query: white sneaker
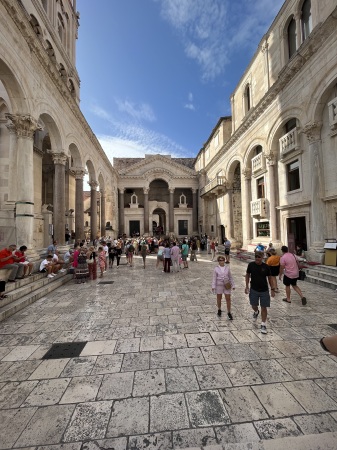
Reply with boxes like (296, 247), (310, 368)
(59, 269), (66, 273)
(47, 274), (54, 279)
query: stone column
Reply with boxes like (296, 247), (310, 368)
(169, 188), (174, 233)
(266, 155), (278, 241)
(100, 189), (106, 238)
(89, 180), (99, 242)
(50, 151), (67, 245)
(295, 13), (301, 49)
(119, 188), (125, 236)
(5, 114), (41, 249)
(143, 187), (149, 235)
(73, 168), (85, 241)
(5, 123), (18, 202)
(226, 183), (234, 239)
(192, 189), (198, 233)
(242, 169), (252, 244)
(42, 204), (53, 247)
(302, 122), (325, 250)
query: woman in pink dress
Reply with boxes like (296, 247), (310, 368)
(212, 255), (235, 319)
(98, 246), (106, 278)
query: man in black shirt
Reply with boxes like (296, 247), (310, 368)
(245, 251), (275, 334)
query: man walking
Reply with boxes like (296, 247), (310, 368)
(279, 245), (307, 305)
(224, 237), (231, 263)
(245, 251), (275, 334)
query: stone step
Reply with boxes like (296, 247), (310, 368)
(305, 273), (337, 290)
(0, 273), (73, 322)
(306, 264), (337, 275)
(306, 267), (337, 280)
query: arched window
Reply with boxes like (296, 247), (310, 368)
(68, 79), (76, 97)
(46, 40), (56, 63)
(284, 118), (297, 133)
(30, 15), (42, 37)
(58, 13), (65, 44)
(287, 17), (297, 58)
(59, 63), (67, 78)
(244, 84), (251, 113)
(255, 145), (262, 155)
(301, 0), (312, 41)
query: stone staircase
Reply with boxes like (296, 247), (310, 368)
(0, 271), (73, 322)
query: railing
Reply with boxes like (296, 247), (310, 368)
(279, 128), (299, 157)
(251, 153), (265, 173)
(250, 198), (268, 217)
(200, 176), (227, 196)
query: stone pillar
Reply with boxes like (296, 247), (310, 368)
(119, 188), (125, 236)
(169, 188), (174, 233)
(302, 122), (325, 250)
(242, 169), (252, 244)
(192, 189), (198, 233)
(100, 189), (106, 238)
(203, 197), (208, 235)
(266, 155), (278, 242)
(226, 184), (234, 239)
(5, 123), (18, 202)
(5, 114), (41, 249)
(50, 151), (67, 245)
(42, 204), (53, 247)
(143, 187), (149, 235)
(89, 180), (99, 242)
(295, 13), (301, 49)
(73, 168), (85, 241)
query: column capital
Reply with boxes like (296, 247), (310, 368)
(143, 187), (149, 195)
(301, 122), (322, 143)
(169, 188), (175, 194)
(72, 167), (86, 179)
(266, 153), (276, 166)
(242, 168), (251, 179)
(261, 41), (269, 54)
(100, 189), (106, 196)
(5, 113), (42, 139)
(89, 180), (99, 190)
(192, 189), (198, 194)
(49, 151), (68, 165)
(119, 188), (125, 194)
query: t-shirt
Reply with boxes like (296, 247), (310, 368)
(181, 244), (189, 255)
(280, 252), (299, 279)
(246, 261), (271, 292)
(224, 240), (231, 249)
(266, 255), (280, 267)
(0, 248), (15, 268)
(40, 259), (51, 271)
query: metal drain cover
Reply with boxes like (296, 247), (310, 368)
(42, 342), (87, 359)
(97, 281), (114, 285)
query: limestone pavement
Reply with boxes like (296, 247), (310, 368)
(0, 252), (337, 450)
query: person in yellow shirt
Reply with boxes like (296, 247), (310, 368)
(266, 248), (281, 292)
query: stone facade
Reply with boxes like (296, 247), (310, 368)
(196, 0), (337, 260)
(0, 0), (118, 252)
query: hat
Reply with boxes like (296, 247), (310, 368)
(255, 251), (264, 258)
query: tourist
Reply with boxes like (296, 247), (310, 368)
(163, 243), (171, 273)
(47, 240), (57, 254)
(102, 241), (109, 271)
(40, 254), (59, 278)
(0, 280), (7, 300)
(0, 244), (24, 281)
(14, 245), (33, 277)
(279, 245), (306, 305)
(86, 246), (97, 280)
(97, 246), (106, 278)
(212, 255), (235, 319)
(266, 248), (281, 292)
(156, 241), (165, 269)
(75, 247), (89, 283)
(170, 241), (180, 273)
(223, 237), (231, 263)
(245, 250), (275, 334)
(210, 239), (216, 261)
(181, 239), (189, 268)
(115, 241), (122, 268)
(190, 239), (198, 262)
(140, 240), (148, 269)
(320, 334), (337, 357)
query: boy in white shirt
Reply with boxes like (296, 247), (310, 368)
(40, 255), (59, 278)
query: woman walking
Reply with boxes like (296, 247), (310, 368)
(86, 246), (97, 280)
(266, 248), (280, 292)
(212, 255), (235, 319)
(97, 246), (106, 278)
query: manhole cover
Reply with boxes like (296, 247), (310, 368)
(42, 342), (87, 359)
(97, 281), (114, 285)
(328, 324), (337, 330)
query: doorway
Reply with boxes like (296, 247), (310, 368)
(129, 220), (140, 237)
(287, 217), (307, 253)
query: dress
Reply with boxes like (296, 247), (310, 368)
(75, 253), (89, 283)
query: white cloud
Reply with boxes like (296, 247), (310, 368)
(155, 0), (285, 80)
(184, 92), (195, 111)
(115, 99), (156, 122)
(90, 105), (191, 161)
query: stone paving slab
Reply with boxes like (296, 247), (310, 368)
(0, 253), (337, 449)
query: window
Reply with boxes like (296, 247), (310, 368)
(285, 118), (297, 133)
(244, 84), (251, 113)
(211, 225), (214, 232)
(301, 0), (312, 42)
(287, 17), (297, 58)
(257, 177), (265, 199)
(255, 145), (262, 155)
(214, 131), (219, 148)
(287, 159), (300, 191)
(58, 13), (65, 44)
(257, 222), (270, 237)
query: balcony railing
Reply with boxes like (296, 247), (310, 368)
(328, 96), (337, 135)
(250, 198), (268, 217)
(251, 153), (265, 174)
(200, 176), (227, 197)
(279, 128), (299, 157)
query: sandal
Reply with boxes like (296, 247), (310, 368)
(282, 298), (291, 303)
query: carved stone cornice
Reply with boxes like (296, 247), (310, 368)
(300, 122), (322, 143)
(5, 113), (41, 139)
(33, 145), (44, 157)
(49, 151), (68, 165)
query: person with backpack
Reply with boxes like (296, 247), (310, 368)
(127, 241), (135, 267)
(140, 240), (148, 269)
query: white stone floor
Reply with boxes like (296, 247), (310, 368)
(0, 252), (337, 450)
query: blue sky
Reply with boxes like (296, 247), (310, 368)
(77, 0), (285, 162)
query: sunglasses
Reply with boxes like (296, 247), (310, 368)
(255, 255), (262, 258)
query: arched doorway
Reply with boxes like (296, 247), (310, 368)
(152, 207), (166, 236)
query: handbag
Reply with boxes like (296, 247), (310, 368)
(224, 281), (232, 290)
(298, 270), (306, 281)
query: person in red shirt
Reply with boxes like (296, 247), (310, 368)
(14, 245), (33, 277)
(0, 244), (24, 281)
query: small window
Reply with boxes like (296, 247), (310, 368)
(301, 0), (312, 42)
(287, 159), (300, 191)
(257, 177), (265, 199)
(211, 225), (214, 232)
(244, 84), (251, 113)
(285, 118), (297, 133)
(288, 18), (297, 58)
(255, 145), (262, 155)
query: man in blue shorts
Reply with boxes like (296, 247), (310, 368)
(245, 251), (275, 334)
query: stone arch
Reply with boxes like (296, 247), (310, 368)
(310, 71), (337, 125)
(68, 142), (82, 168)
(38, 112), (63, 151)
(0, 57), (30, 113)
(145, 169), (173, 186)
(267, 108), (303, 159)
(86, 159), (97, 183)
(243, 139), (266, 170)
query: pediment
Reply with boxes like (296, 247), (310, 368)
(117, 155), (196, 178)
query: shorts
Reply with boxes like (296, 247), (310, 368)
(224, 249), (230, 255)
(269, 266), (280, 276)
(283, 274), (297, 286)
(157, 255), (163, 261)
(249, 288), (270, 308)
(181, 254), (188, 261)
(40, 269), (46, 273)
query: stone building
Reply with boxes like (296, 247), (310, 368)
(196, 0), (337, 261)
(114, 155), (198, 237)
(0, 0), (118, 253)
